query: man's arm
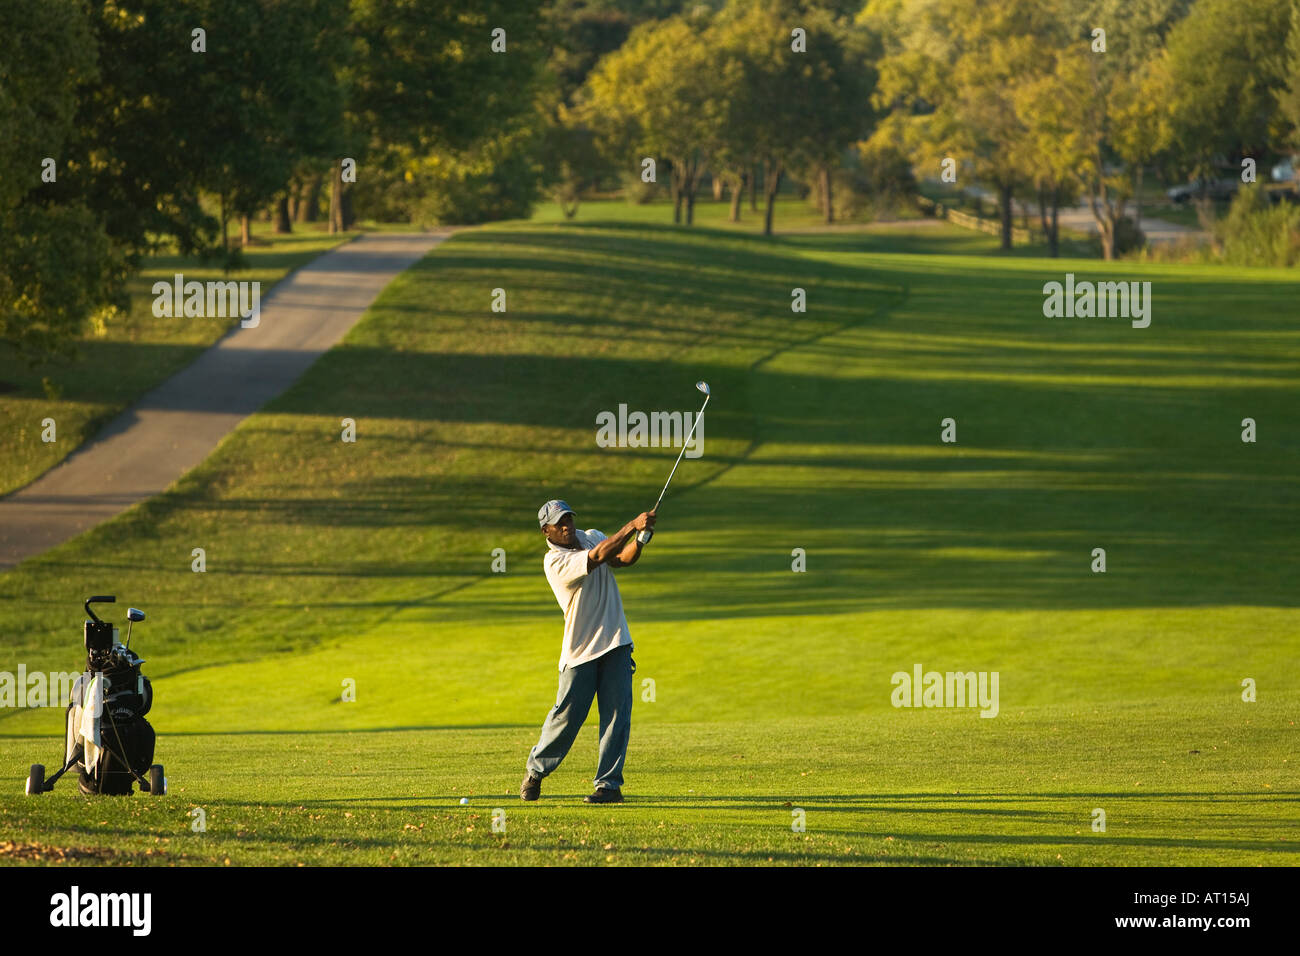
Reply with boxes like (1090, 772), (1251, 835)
(607, 532), (644, 568)
(587, 511), (655, 572)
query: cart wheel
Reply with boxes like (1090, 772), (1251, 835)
(25, 764), (45, 795)
(149, 764), (166, 796)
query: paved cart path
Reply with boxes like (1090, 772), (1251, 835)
(0, 231), (451, 571)
(965, 186), (1204, 244)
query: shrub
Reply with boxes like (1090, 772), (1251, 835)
(1215, 185), (1300, 267)
(1114, 216), (1146, 255)
(1087, 216), (1146, 259)
(409, 127), (543, 226)
(351, 125), (543, 227)
(620, 168), (661, 205)
(803, 142), (919, 221)
(852, 141), (919, 218)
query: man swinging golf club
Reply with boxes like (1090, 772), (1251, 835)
(521, 382), (710, 804)
(520, 501), (655, 804)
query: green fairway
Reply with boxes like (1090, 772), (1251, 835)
(530, 194), (925, 232)
(2, 214), (1297, 865)
(2, 704), (1292, 866)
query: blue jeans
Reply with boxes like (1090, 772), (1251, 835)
(526, 643), (635, 791)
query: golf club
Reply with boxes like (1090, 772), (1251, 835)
(125, 607), (145, 650)
(636, 381), (710, 545)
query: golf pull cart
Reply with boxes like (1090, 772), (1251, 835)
(25, 596), (166, 797)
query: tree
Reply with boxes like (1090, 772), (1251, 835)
(239, 0), (349, 243)
(1164, 0), (1293, 181)
(344, 0), (550, 229)
(1014, 54), (1087, 257)
(536, 1), (636, 217)
(1072, 52), (1134, 260)
(540, 101), (606, 219)
(865, 0), (1064, 250)
(713, 0), (874, 235)
(582, 11), (723, 225)
(161, 0), (348, 253)
(1108, 56), (1175, 235)
(945, 0), (1069, 250)
(789, 8), (878, 224)
(1, 0), (125, 362)
(1275, 0), (1300, 160)
(858, 0), (959, 210)
(42, 0), (226, 266)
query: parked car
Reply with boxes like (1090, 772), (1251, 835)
(1266, 183), (1298, 205)
(1166, 177), (1239, 203)
(1271, 158), (1296, 183)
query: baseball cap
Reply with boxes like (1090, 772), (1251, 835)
(537, 499), (574, 528)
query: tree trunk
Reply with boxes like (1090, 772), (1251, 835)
(1037, 184), (1061, 258)
(998, 183), (1013, 250)
(219, 193), (229, 257)
(685, 159), (698, 225)
(240, 214), (252, 246)
(750, 161), (759, 211)
(821, 165), (833, 224)
(329, 164), (342, 233)
(1133, 164), (1143, 235)
(300, 174), (322, 222)
(1084, 145), (1125, 261)
(1038, 184), (1051, 255)
(1050, 189), (1059, 258)
(274, 197), (292, 234)
(763, 162), (783, 236)
(288, 184), (300, 223)
(341, 184), (355, 231)
(672, 175), (682, 224)
(729, 172), (744, 222)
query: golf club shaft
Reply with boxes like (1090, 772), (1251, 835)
(642, 393), (709, 534)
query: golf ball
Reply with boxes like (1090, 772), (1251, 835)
(460, 797), (469, 805)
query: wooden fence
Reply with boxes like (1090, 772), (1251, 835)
(916, 195), (1032, 244)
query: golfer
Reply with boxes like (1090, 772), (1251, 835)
(520, 499), (656, 804)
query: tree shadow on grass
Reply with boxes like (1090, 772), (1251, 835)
(3, 220), (1298, 649)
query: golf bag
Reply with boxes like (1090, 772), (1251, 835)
(26, 595), (164, 797)
(66, 647), (156, 795)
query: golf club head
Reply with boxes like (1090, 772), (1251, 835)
(696, 381), (710, 396)
(127, 608), (145, 623)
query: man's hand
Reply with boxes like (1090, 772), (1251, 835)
(588, 510), (656, 571)
(612, 510), (656, 567)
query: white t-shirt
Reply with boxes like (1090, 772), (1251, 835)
(544, 528), (632, 671)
